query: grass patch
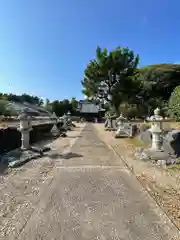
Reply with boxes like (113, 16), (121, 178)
(167, 164), (180, 170)
(127, 138), (147, 147)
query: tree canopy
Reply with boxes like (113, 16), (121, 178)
(82, 45), (180, 117)
(81, 46), (139, 113)
(1, 47), (180, 119)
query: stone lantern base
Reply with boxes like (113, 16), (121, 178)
(134, 147), (170, 166)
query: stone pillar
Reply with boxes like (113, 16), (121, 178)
(18, 111), (32, 150)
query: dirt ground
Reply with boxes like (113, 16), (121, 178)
(94, 123), (180, 230)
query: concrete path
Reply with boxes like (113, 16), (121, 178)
(4, 124), (179, 239)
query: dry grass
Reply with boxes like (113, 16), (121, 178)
(167, 164), (180, 171)
(127, 138), (147, 147)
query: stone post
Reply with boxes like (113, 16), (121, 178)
(18, 111), (32, 150)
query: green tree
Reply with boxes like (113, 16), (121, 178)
(44, 98), (52, 111)
(81, 45), (139, 113)
(51, 100), (60, 115)
(137, 64), (180, 105)
(168, 85), (180, 119)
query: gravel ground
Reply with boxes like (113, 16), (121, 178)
(0, 123), (85, 239)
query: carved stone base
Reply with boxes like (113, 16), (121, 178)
(134, 147), (170, 166)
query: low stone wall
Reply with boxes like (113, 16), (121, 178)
(0, 127), (21, 154)
(0, 122), (56, 155)
(0, 111), (74, 156)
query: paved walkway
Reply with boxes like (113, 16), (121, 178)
(1, 124), (178, 239)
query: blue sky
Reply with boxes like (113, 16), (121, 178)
(0, 0), (179, 101)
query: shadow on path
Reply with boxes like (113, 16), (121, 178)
(49, 152), (83, 160)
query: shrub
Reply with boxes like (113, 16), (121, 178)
(168, 85), (180, 120)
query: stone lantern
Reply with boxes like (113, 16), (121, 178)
(18, 110), (32, 150)
(149, 124), (163, 151)
(149, 107), (163, 128)
(115, 113), (127, 137)
(67, 111), (72, 125)
(148, 107), (163, 152)
(105, 112), (112, 130)
(135, 107), (168, 164)
(52, 112), (57, 125)
(117, 113), (126, 128)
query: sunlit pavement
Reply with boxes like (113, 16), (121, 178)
(12, 124), (178, 239)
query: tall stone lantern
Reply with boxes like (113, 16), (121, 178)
(115, 113), (127, 137)
(148, 107), (163, 152)
(18, 110), (32, 150)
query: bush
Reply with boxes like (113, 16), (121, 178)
(168, 85), (180, 120)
